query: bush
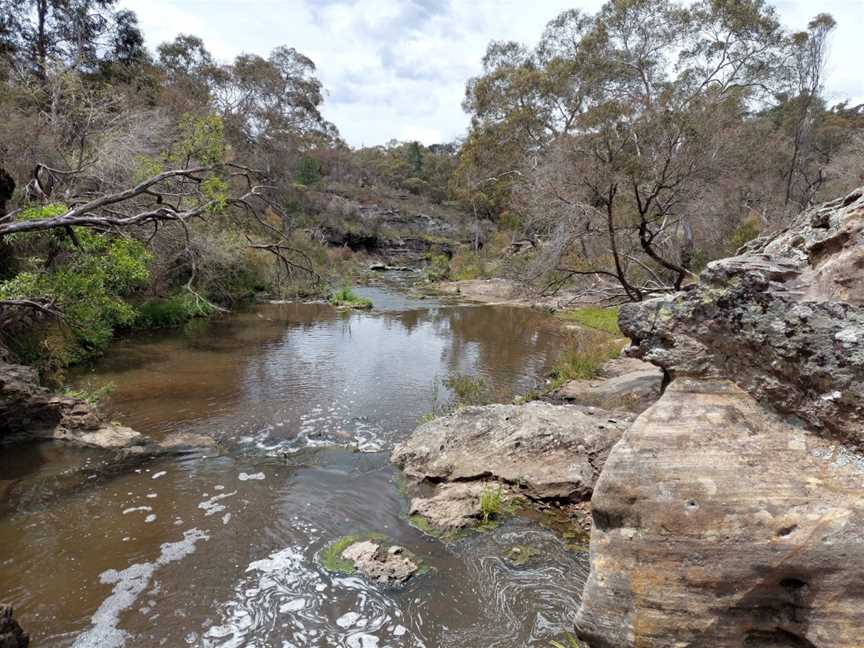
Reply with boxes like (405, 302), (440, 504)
(135, 293), (216, 329)
(480, 485), (504, 524)
(425, 254), (451, 281)
(0, 212), (152, 367)
(548, 334), (621, 390)
(727, 217), (762, 254)
(328, 286), (372, 309)
(445, 373), (490, 406)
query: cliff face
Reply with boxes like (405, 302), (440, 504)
(577, 188), (864, 647)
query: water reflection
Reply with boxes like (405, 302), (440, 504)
(2, 294), (587, 647)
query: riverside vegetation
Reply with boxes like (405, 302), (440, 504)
(1, 1), (864, 647)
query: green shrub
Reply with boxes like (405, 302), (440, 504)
(556, 306), (621, 336)
(425, 254), (451, 281)
(328, 286), (373, 309)
(63, 381), (114, 409)
(0, 214), (152, 366)
(727, 217), (762, 254)
(135, 293), (216, 329)
(548, 336), (621, 390)
(445, 373), (490, 406)
(480, 485), (504, 524)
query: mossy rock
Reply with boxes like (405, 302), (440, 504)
(503, 544), (543, 567)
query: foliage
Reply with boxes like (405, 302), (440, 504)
(424, 254), (451, 282)
(62, 381), (115, 409)
(445, 373), (490, 406)
(0, 211), (152, 365)
(548, 334), (621, 390)
(727, 218), (762, 254)
(328, 286), (372, 309)
(480, 485), (504, 524)
(135, 293), (216, 328)
(556, 307), (621, 336)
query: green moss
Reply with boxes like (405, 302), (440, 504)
(503, 544), (542, 567)
(555, 306), (621, 335)
(319, 533), (387, 574)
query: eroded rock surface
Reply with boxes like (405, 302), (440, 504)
(554, 358), (662, 413)
(393, 402), (632, 501)
(0, 605), (28, 648)
(392, 402), (632, 532)
(619, 188), (864, 443)
(577, 379), (864, 648)
(579, 188), (864, 647)
(340, 540), (419, 585)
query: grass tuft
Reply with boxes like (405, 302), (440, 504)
(480, 484), (504, 524)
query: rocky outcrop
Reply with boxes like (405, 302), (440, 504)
(0, 361), (147, 448)
(577, 187), (864, 647)
(554, 357), (663, 413)
(392, 402), (633, 531)
(0, 605), (28, 648)
(619, 188), (864, 444)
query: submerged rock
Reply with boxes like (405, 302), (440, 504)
(553, 357), (662, 413)
(578, 187), (864, 647)
(392, 402), (633, 532)
(0, 605), (28, 648)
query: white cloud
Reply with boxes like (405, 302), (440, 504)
(121, 0), (864, 147)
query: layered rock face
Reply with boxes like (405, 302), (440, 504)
(577, 188), (864, 647)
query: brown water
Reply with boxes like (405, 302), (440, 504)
(0, 283), (590, 647)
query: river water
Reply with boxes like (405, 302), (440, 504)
(0, 283), (590, 647)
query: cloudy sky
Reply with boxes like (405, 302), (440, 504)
(121, 0), (864, 147)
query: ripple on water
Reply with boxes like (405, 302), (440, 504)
(202, 540), (426, 648)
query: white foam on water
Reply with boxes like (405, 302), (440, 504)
(238, 472), (265, 481)
(122, 506), (152, 515)
(72, 528), (209, 648)
(198, 491), (237, 517)
(151, 471), (167, 480)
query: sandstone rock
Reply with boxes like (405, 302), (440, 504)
(619, 187), (864, 443)
(0, 605), (28, 648)
(392, 402), (633, 502)
(579, 188), (864, 647)
(554, 358), (662, 413)
(577, 378), (864, 648)
(339, 540), (419, 585)
(0, 361), (150, 449)
(408, 481), (506, 531)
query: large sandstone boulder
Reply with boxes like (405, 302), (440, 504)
(576, 379), (864, 647)
(392, 401), (633, 501)
(392, 401), (633, 532)
(578, 187), (864, 646)
(619, 188), (864, 442)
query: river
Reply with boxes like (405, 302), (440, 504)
(0, 282), (590, 647)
